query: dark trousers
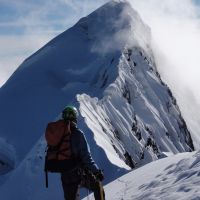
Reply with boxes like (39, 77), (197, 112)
(61, 169), (105, 200)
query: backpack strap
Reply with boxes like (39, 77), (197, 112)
(56, 121), (73, 160)
(55, 121), (71, 149)
(45, 170), (48, 188)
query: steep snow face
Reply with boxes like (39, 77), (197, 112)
(0, 0), (194, 189)
(83, 151), (200, 200)
(78, 45), (194, 168)
(0, 138), (15, 175)
(0, 1), (121, 164)
(0, 137), (64, 200)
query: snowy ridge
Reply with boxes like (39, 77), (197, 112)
(0, 137), (65, 200)
(0, 0), (195, 199)
(0, 0), (156, 176)
(78, 45), (194, 168)
(83, 151), (200, 200)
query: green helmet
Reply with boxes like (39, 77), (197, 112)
(62, 106), (79, 121)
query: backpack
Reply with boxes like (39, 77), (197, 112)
(44, 119), (78, 187)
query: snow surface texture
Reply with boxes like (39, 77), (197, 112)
(0, 0), (195, 199)
(0, 138), (15, 175)
(83, 151), (200, 200)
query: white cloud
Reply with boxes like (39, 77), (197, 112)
(0, 34), (53, 86)
(0, 0), (73, 86)
(127, 0), (200, 148)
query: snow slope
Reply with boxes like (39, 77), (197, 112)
(0, 0), (195, 199)
(84, 151), (200, 200)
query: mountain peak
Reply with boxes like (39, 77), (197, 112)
(75, 0), (150, 53)
(0, 1), (194, 197)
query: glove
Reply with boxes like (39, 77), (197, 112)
(95, 170), (104, 181)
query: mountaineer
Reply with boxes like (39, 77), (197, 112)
(45, 106), (105, 200)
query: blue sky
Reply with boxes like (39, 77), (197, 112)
(0, 0), (108, 86)
(0, 0), (199, 84)
(0, 0), (87, 35)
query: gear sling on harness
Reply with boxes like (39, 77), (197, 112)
(78, 169), (105, 200)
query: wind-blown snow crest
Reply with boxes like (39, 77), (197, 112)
(84, 151), (200, 200)
(78, 44), (194, 168)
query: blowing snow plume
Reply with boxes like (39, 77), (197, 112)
(125, 0), (200, 149)
(0, 1), (195, 199)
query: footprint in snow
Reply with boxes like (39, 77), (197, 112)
(174, 170), (197, 183)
